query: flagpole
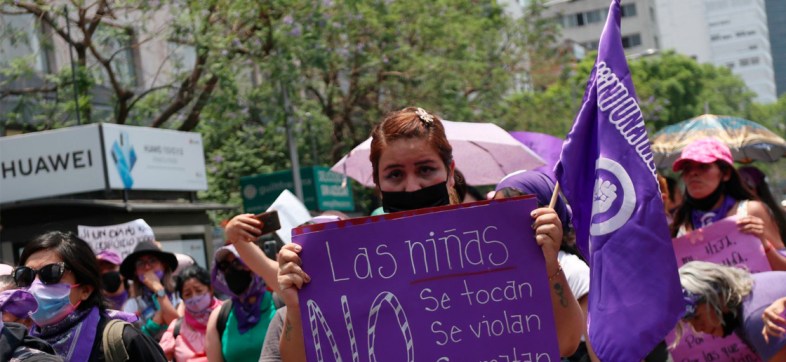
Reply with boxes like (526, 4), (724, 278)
(548, 182), (560, 209)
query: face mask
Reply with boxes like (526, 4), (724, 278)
(28, 279), (79, 327)
(721, 310), (741, 336)
(381, 181), (450, 213)
(224, 269), (252, 296)
(102, 271), (122, 293)
(184, 293), (212, 313)
(137, 270), (165, 283)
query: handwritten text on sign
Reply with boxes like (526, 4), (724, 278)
(78, 219), (156, 259)
(669, 216), (769, 362)
(293, 197), (559, 362)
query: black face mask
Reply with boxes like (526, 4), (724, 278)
(225, 268), (252, 296)
(721, 310), (741, 336)
(102, 271), (123, 293)
(686, 182), (725, 211)
(381, 181), (450, 213)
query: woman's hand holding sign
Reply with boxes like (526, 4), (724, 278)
(277, 243), (310, 307)
(531, 207), (562, 268)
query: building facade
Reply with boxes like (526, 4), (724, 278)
(542, 0), (661, 56)
(765, 0), (786, 97)
(655, 0), (776, 103)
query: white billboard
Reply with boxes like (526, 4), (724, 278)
(101, 124), (208, 191)
(0, 125), (105, 203)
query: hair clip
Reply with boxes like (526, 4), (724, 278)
(415, 107), (434, 126)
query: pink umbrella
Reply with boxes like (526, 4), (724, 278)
(331, 120), (545, 187)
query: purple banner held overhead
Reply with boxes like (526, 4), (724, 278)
(509, 131), (563, 181)
(293, 197), (559, 362)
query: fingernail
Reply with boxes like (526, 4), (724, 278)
(530, 211), (537, 217)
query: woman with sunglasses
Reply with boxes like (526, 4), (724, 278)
(205, 245), (277, 362)
(277, 108), (584, 360)
(159, 265), (221, 362)
(675, 261), (786, 361)
(119, 241), (181, 341)
(16, 231), (166, 361)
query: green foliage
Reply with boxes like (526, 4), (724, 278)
(498, 50), (758, 137)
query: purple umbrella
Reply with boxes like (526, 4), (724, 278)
(509, 131), (564, 181)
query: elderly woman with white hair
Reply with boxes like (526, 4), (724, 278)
(676, 261), (786, 361)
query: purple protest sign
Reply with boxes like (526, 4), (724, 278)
(668, 216), (769, 362)
(293, 197), (559, 362)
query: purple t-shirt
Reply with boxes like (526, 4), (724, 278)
(738, 272), (786, 360)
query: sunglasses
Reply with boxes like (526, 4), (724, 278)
(14, 262), (68, 288)
(217, 259), (244, 273)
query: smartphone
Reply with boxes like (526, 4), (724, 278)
(254, 210), (281, 235)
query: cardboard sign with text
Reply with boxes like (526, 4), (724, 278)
(78, 219), (156, 259)
(292, 197), (560, 362)
(668, 216), (769, 362)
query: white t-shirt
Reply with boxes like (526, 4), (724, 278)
(558, 250), (590, 299)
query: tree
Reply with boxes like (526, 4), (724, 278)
(276, 0), (540, 162)
(0, 0), (279, 131)
(497, 50), (758, 137)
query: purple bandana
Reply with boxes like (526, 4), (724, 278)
(691, 196), (737, 230)
(105, 290), (129, 310)
(211, 245), (268, 334)
(32, 306), (100, 361)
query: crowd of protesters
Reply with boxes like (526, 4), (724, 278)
(1, 107), (786, 362)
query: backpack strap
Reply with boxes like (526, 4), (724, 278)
(103, 319), (130, 362)
(172, 318), (183, 340)
(216, 300), (233, 338)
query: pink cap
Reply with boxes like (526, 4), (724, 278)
(96, 250), (123, 265)
(672, 137), (733, 172)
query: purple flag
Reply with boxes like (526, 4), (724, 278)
(553, 0), (683, 360)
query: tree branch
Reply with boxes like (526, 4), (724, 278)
(178, 75), (219, 131)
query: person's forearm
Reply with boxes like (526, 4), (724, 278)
(234, 241), (281, 293)
(546, 260), (583, 356)
(280, 303), (307, 362)
(158, 295), (180, 324)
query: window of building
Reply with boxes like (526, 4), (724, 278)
(726, 62), (735, 69)
(585, 10), (603, 24)
(740, 58), (750, 66)
(89, 24), (139, 88)
(166, 41), (196, 74)
(0, 14), (50, 72)
(621, 3), (637, 17)
(576, 12), (585, 26)
(711, 34), (721, 41)
(750, 57), (760, 65)
(621, 34), (642, 49)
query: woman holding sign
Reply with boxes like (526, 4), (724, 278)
(676, 261), (786, 361)
(670, 137), (786, 271)
(276, 107), (584, 360)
